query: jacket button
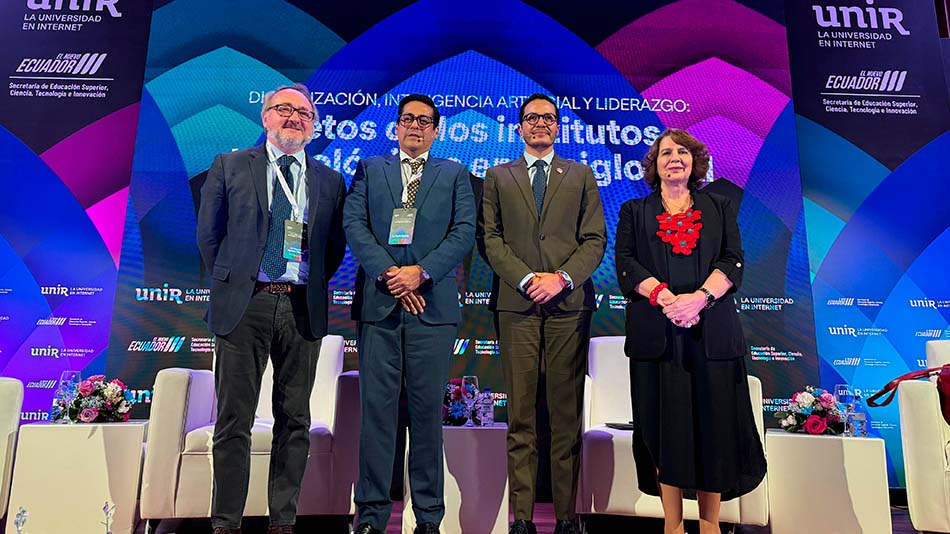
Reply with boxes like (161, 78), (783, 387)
(622, 271), (627, 277)
(539, 234), (545, 240)
(736, 262), (742, 268)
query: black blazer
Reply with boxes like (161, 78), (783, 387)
(614, 190), (746, 360)
(196, 145), (346, 338)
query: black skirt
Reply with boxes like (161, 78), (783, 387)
(629, 247), (766, 500)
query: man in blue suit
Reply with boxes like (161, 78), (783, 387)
(197, 84), (346, 534)
(344, 94), (476, 534)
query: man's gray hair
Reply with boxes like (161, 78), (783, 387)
(261, 83), (316, 115)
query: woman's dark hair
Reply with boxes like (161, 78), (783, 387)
(641, 128), (710, 191)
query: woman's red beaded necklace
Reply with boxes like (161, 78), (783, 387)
(656, 195), (702, 255)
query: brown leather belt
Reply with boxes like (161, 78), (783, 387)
(254, 281), (302, 295)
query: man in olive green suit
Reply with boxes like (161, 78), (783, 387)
(477, 94), (606, 534)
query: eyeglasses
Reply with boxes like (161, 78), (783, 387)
(267, 103), (315, 122)
(398, 114), (435, 129)
(522, 112), (558, 125)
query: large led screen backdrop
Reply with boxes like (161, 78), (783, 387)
(2, 0), (945, 486)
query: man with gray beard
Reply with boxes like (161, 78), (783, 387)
(197, 83), (346, 534)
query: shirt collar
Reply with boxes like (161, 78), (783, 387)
(266, 140), (306, 168)
(523, 151), (554, 169)
(399, 150), (429, 164)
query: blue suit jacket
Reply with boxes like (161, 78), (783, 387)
(343, 154), (475, 325)
(196, 145), (346, 337)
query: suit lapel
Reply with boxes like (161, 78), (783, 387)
(305, 157), (321, 234)
(693, 191), (717, 274)
(382, 155), (402, 208)
(249, 145), (270, 236)
(412, 157), (440, 212)
(509, 157), (537, 218)
(645, 192), (669, 282)
(540, 154), (568, 222)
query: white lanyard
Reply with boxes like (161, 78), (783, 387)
(274, 159), (303, 220)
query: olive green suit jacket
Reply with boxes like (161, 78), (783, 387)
(478, 154), (606, 312)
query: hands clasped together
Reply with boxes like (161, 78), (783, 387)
(383, 265), (427, 315)
(523, 272), (567, 305)
(655, 287), (706, 329)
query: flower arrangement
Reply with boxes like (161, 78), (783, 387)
(51, 374), (134, 423)
(774, 385), (847, 435)
(442, 378), (479, 426)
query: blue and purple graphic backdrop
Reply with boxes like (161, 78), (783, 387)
(6, 0), (944, 488)
(0, 0), (152, 421)
(103, 0), (818, 444)
(786, 0), (950, 485)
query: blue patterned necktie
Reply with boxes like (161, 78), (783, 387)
(260, 155), (296, 281)
(531, 159), (548, 217)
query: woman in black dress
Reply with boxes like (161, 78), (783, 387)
(614, 129), (766, 534)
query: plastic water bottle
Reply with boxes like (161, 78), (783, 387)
(850, 393), (868, 437)
(478, 387), (494, 427)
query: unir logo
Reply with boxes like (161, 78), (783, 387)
(812, 1), (910, 35)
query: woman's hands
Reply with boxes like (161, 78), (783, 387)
(662, 290), (706, 328)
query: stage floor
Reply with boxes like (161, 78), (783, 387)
(138, 501), (915, 533)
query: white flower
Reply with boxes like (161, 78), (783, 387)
(796, 392), (815, 408)
(784, 415), (796, 427)
(105, 383), (123, 402)
(117, 400), (131, 414)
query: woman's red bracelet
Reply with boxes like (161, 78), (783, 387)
(649, 282), (668, 306)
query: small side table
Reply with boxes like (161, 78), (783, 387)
(5, 422), (147, 534)
(766, 429), (892, 534)
(403, 424), (509, 534)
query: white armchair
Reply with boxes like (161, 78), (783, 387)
(898, 339), (950, 532)
(576, 336), (769, 526)
(0, 377), (24, 523)
(140, 335), (359, 530)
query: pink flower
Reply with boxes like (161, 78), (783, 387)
(804, 415), (828, 435)
(123, 412), (130, 422)
(79, 408), (99, 423)
(77, 380), (95, 397)
(819, 392), (835, 409)
(87, 374), (105, 383)
(111, 378), (126, 389)
(791, 392), (800, 403)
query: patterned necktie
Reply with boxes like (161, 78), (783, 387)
(404, 157), (425, 176)
(531, 159), (548, 217)
(260, 155), (296, 280)
(403, 158), (424, 208)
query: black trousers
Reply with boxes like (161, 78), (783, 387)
(497, 308), (591, 520)
(211, 289), (321, 529)
(354, 308), (455, 530)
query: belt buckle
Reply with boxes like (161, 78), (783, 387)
(271, 282), (293, 294)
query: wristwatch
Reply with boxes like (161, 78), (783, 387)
(556, 270), (572, 289)
(698, 287), (715, 309)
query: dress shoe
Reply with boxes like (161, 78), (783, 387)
(353, 522), (385, 534)
(213, 528), (241, 534)
(509, 519), (537, 534)
(267, 526), (294, 534)
(414, 522), (440, 534)
(554, 519), (580, 534)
